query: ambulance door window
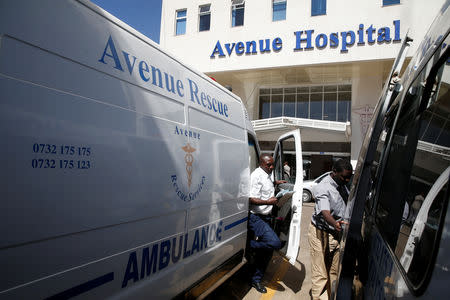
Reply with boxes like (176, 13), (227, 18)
(273, 138), (295, 183)
(274, 141), (283, 182)
(274, 137), (297, 184)
(248, 134), (259, 173)
(364, 102), (398, 215)
(374, 73), (425, 248)
(393, 54), (450, 290)
(404, 181), (448, 288)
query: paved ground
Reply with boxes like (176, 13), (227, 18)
(205, 202), (315, 300)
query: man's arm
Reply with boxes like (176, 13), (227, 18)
(274, 180), (287, 185)
(321, 210), (348, 232)
(249, 197), (278, 206)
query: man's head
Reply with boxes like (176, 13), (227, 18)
(331, 159), (353, 186)
(283, 161), (288, 166)
(259, 154), (274, 175)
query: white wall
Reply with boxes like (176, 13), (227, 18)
(350, 62), (384, 160)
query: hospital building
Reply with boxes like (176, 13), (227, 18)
(159, 0), (446, 177)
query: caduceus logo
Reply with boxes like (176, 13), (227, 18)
(182, 143), (196, 188)
(171, 140), (205, 202)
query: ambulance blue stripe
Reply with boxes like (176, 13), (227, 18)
(224, 216), (248, 231)
(46, 272), (114, 299)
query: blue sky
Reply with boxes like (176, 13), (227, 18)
(91, 0), (162, 43)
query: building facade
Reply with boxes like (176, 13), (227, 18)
(160, 0), (445, 177)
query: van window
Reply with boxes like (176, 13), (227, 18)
(274, 137), (296, 182)
(364, 104), (397, 214)
(374, 47), (450, 290)
(248, 134), (259, 173)
(393, 58), (450, 288)
(374, 72), (425, 248)
(404, 181), (448, 286)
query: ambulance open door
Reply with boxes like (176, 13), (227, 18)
(272, 129), (303, 265)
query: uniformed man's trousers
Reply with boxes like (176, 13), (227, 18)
(308, 222), (340, 300)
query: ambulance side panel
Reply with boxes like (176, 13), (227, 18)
(0, 0), (248, 298)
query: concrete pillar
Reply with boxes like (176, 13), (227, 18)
(350, 61), (386, 163)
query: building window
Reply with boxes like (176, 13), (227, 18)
(175, 9), (187, 35)
(323, 86), (337, 121)
(259, 85), (351, 122)
(199, 4), (211, 32)
(273, 0), (287, 21)
(310, 87), (323, 120)
(383, 0), (400, 6)
(231, 0), (245, 27)
(337, 85), (351, 122)
(311, 0), (326, 16)
(284, 90), (296, 117)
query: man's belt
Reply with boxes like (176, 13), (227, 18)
(311, 221), (341, 241)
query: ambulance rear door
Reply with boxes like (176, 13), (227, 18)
(272, 129), (303, 265)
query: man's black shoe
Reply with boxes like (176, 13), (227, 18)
(251, 282), (267, 293)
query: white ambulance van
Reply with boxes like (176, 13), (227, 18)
(335, 1), (450, 298)
(0, 1), (303, 299)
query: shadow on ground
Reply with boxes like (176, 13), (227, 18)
(284, 260), (305, 293)
(265, 253), (305, 293)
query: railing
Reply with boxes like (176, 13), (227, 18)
(251, 117), (349, 132)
